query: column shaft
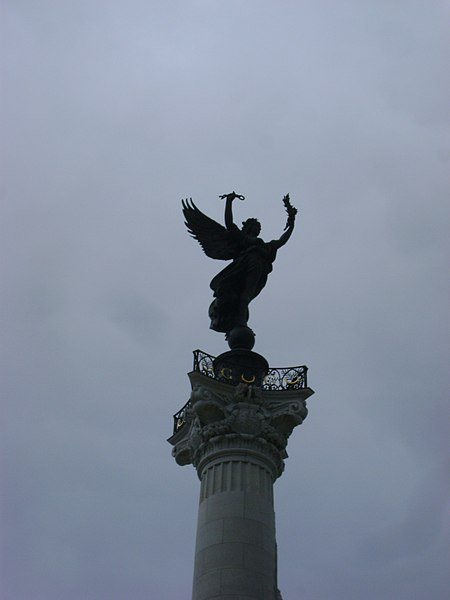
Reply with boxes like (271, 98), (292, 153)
(193, 458), (277, 600)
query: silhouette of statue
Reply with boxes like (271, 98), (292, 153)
(182, 192), (297, 347)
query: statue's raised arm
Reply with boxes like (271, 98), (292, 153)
(271, 194), (298, 249)
(218, 191), (246, 231)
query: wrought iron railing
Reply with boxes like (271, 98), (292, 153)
(193, 349), (308, 391)
(193, 350), (216, 380)
(172, 400), (191, 435)
(172, 351), (309, 434)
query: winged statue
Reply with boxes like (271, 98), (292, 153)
(182, 192), (297, 347)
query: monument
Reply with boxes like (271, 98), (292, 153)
(168, 192), (314, 599)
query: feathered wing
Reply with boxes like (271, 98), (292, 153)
(182, 199), (240, 260)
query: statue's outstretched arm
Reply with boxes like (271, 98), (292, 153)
(219, 191), (245, 230)
(273, 194), (297, 249)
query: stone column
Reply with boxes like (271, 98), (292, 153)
(168, 353), (313, 600)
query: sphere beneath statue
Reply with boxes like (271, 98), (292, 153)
(226, 326), (255, 350)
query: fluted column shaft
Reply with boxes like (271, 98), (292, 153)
(192, 438), (278, 599)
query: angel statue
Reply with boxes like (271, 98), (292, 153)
(182, 192), (298, 349)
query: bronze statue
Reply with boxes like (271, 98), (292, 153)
(182, 192), (297, 348)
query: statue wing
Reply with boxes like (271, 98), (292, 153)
(182, 199), (240, 260)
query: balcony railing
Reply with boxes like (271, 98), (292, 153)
(172, 350), (309, 435)
(172, 400), (191, 435)
(193, 349), (308, 391)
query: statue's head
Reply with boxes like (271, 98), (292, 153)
(242, 218), (261, 237)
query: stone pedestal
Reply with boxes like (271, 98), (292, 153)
(168, 354), (313, 600)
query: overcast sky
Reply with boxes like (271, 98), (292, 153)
(1, 1), (449, 599)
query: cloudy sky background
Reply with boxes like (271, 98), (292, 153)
(1, 1), (449, 598)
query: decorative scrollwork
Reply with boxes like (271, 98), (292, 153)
(193, 350), (215, 381)
(172, 352), (309, 435)
(264, 366), (308, 391)
(193, 349), (307, 391)
(172, 400), (191, 434)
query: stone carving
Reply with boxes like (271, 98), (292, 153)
(234, 381), (264, 403)
(228, 402), (267, 435)
(168, 373), (311, 477)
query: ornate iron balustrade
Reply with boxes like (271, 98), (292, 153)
(172, 351), (309, 434)
(193, 349), (308, 391)
(193, 349), (216, 380)
(173, 400), (191, 435)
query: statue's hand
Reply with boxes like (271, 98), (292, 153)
(282, 194), (297, 230)
(219, 192), (245, 201)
